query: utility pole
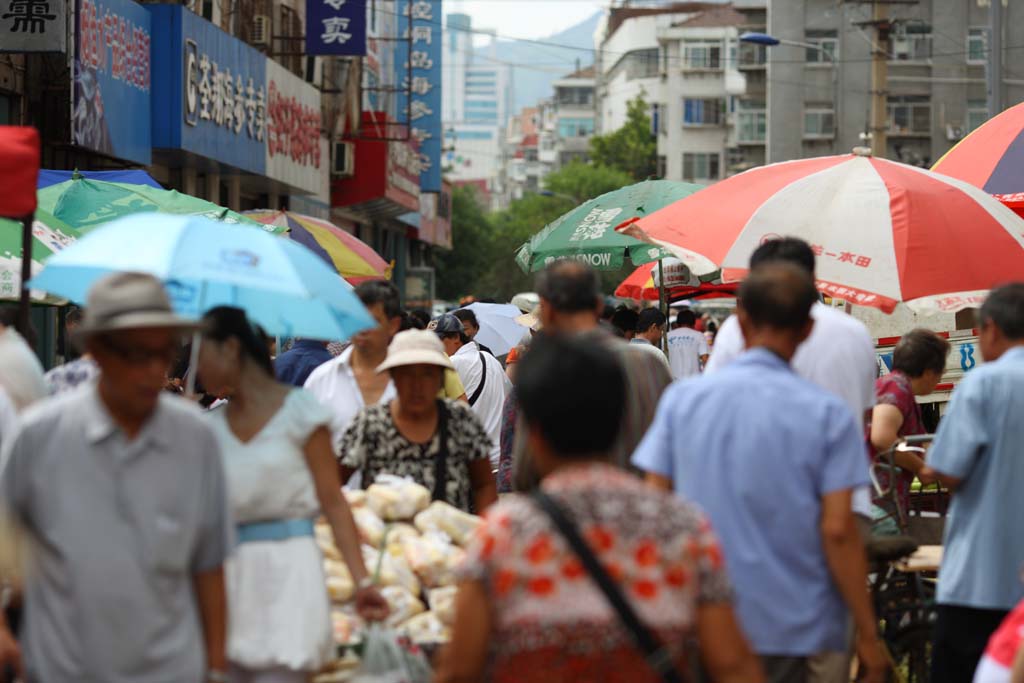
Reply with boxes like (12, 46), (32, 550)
(987, 0), (1003, 118)
(868, 1), (890, 158)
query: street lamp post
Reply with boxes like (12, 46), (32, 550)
(740, 32), (841, 158)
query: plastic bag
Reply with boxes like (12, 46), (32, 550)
(316, 523), (343, 562)
(400, 611), (451, 644)
(345, 489), (368, 508)
(324, 559), (355, 602)
(427, 586), (457, 626)
(380, 585), (425, 627)
(400, 532), (465, 588)
(331, 608), (365, 646)
(413, 501), (482, 546)
(363, 545), (421, 596)
(366, 475), (431, 521)
(352, 624), (432, 683)
(354, 507), (387, 547)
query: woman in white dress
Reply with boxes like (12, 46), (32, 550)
(198, 307), (388, 683)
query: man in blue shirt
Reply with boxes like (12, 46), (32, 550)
(633, 264), (886, 683)
(274, 338), (333, 386)
(921, 283), (1024, 683)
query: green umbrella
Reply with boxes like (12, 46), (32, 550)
(1, 210), (82, 302)
(515, 179), (704, 273)
(37, 177), (285, 234)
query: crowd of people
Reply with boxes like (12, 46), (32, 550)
(0, 236), (1022, 683)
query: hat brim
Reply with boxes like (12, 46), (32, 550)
(376, 350), (455, 374)
(73, 311), (201, 341)
(515, 312), (541, 331)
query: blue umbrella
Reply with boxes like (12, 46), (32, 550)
(29, 213), (375, 341)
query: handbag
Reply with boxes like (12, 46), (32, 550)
(532, 490), (686, 683)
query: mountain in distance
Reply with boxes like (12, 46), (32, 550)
(478, 11), (601, 114)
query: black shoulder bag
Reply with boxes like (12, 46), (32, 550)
(532, 490), (686, 683)
(467, 351), (488, 406)
(431, 399), (451, 502)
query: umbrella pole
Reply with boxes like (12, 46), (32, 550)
(185, 331), (202, 397)
(17, 213), (34, 338)
(658, 259), (668, 354)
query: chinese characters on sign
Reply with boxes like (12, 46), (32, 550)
(569, 206), (624, 242)
(267, 80), (322, 168)
(0, 0), (65, 52)
(396, 0), (442, 192)
(73, 0), (150, 164)
(185, 39), (266, 144)
(809, 244), (873, 268)
(306, 0), (366, 55)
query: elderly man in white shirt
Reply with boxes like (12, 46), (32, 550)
(430, 313), (510, 470)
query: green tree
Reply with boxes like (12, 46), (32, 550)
(543, 161), (633, 203)
(435, 185), (493, 300)
(589, 95), (657, 181)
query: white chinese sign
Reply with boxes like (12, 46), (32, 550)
(0, 0), (66, 53)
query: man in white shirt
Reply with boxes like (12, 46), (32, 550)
(703, 237), (877, 683)
(628, 308), (672, 374)
(305, 281), (402, 458)
(667, 308), (710, 379)
(431, 313), (510, 469)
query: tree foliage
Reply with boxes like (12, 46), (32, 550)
(435, 163), (636, 302)
(588, 95), (658, 181)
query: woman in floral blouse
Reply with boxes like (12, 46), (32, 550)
(436, 335), (762, 683)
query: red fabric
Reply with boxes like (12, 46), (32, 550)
(932, 102), (1024, 188)
(985, 599), (1024, 667)
(0, 126), (40, 217)
(874, 158), (1024, 302)
(614, 262), (737, 301)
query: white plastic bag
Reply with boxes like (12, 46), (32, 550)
(413, 501), (482, 546)
(353, 624), (431, 683)
(366, 474), (431, 521)
(427, 586), (457, 626)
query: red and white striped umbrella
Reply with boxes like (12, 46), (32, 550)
(618, 151), (1024, 313)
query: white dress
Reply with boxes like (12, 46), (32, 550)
(207, 389), (334, 671)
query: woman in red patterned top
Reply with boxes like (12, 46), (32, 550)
(435, 335), (762, 683)
(868, 328), (950, 520)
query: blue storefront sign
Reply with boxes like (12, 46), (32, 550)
(151, 4), (265, 175)
(395, 0), (442, 192)
(72, 0), (151, 165)
(306, 0), (367, 56)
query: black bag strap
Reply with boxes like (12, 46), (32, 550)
(431, 400), (450, 502)
(532, 490), (685, 683)
(467, 351), (487, 406)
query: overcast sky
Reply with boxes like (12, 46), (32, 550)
(448, 0), (604, 44)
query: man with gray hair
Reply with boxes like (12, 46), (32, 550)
(0, 272), (232, 682)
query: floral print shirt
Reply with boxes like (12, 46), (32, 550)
(458, 462), (731, 683)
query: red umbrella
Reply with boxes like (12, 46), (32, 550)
(615, 260), (736, 301)
(618, 151), (1024, 314)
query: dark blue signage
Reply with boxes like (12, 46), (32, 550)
(396, 0), (442, 192)
(305, 0), (366, 56)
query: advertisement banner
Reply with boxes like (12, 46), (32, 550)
(151, 5), (323, 195)
(0, 0), (66, 53)
(305, 0), (366, 56)
(395, 0), (441, 192)
(72, 0), (150, 164)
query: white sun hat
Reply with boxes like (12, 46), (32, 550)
(376, 329), (455, 373)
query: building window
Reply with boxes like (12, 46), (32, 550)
(657, 155), (667, 179)
(739, 42), (767, 68)
(557, 87), (592, 106)
(803, 106), (835, 138)
(891, 27), (932, 61)
(683, 98), (724, 126)
(683, 40), (723, 70)
(558, 117), (594, 138)
(278, 5), (302, 76)
(683, 153), (720, 182)
(888, 96), (931, 135)
(967, 28), (987, 64)
(736, 100), (766, 143)
(967, 100), (988, 131)
(805, 30), (838, 63)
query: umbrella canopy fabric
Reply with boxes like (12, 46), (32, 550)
(37, 177), (278, 233)
(460, 302), (529, 357)
(515, 180), (702, 273)
(244, 210), (390, 283)
(37, 169), (163, 189)
(619, 152), (1024, 314)
(0, 211), (80, 302)
(615, 260), (727, 301)
(29, 214), (375, 341)
(931, 101), (1024, 201)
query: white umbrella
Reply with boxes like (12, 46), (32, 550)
(461, 302), (530, 357)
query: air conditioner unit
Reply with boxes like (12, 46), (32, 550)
(332, 141), (355, 177)
(946, 124), (965, 142)
(251, 15), (271, 46)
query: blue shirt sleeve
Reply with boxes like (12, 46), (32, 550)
(928, 372), (988, 480)
(631, 386), (677, 481)
(820, 400), (871, 495)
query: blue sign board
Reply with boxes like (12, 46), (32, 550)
(306, 0), (366, 56)
(395, 0), (442, 192)
(72, 0), (151, 165)
(150, 4), (266, 175)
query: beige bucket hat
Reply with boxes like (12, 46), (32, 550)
(376, 329), (455, 373)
